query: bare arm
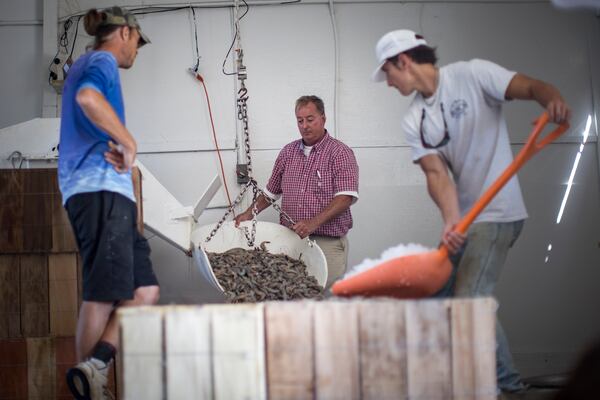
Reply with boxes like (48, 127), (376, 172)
(76, 88), (137, 172)
(419, 154), (465, 253)
(292, 195), (353, 239)
(505, 73), (571, 124)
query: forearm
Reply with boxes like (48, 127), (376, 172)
(426, 171), (460, 226)
(76, 88), (137, 151)
(243, 194), (272, 215)
(309, 195), (353, 227)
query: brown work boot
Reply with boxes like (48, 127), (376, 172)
(66, 359), (114, 400)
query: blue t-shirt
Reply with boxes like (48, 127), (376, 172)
(58, 50), (135, 205)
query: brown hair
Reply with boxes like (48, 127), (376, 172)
(83, 9), (121, 49)
(295, 95), (325, 115)
(388, 45), (438, 66)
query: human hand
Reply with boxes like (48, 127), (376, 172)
(234, 210), (253, 227)
(442, 222), (466, 254)
(292, 220), (318, 239)
(546, 97), (571, 124)
(104, 140), (136, 173)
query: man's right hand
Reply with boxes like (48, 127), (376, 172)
(442, 222), (466, 254)
(234, 210), (253, 227)
(104, 140), (136, 173)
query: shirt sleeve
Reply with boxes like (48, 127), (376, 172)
(77, 53), (117, 95)
(266, 147), (287, 196)
(401, 109), (439, 163)
(331, 145), (359, 198)
(469, 59), (516, 106)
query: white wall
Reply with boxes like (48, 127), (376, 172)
(1, 0), (600, 377)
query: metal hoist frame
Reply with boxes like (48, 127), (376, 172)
(205, 0), (296, 247)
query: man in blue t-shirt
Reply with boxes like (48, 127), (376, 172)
(59, 6), (159, 399)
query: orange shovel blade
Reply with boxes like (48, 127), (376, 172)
(331, 247), (452, 298)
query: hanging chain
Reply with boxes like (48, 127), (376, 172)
(206, 0), (294, 247)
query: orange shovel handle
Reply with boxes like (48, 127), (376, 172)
(454, 113), (569, 235)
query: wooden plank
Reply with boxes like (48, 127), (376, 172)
(20, 255), (49, 337)
(0, 170), (24, 253)
(451, 298), (497, 400)
(55, 336), (77, 400)
(51, 192), (77, 253)
(405, 299), (453, 399)
(27, 336), (56, 400)
(0, 338), (28, 399)
(314, 301), (360, 400)
(265, 301), (314, 400)
(119, 307), (163, 400)
(0, 255), (21, 339)
(22, 170), (53, 252)
(212, 304), (267, 400)
(76, 255), (83, 310)
(49, 254), (78, 336)
(165, 307), (212, 399)
(358, 300), (408, 400)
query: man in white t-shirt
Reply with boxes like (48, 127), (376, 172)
(373, 30), (570, 395)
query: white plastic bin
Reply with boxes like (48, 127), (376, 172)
(191, 221), (328, 293)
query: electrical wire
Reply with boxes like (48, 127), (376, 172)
(221, 0), (249, 76)
(190, 6), (201, 72)
(193, 74), (234, 209)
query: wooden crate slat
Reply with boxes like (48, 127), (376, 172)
(0, 255), (21, 339)
(0, 338), (28, 399)
(265, 301), (314, 400)
(49, 254), (78, 336)
(20, 255), (49, 337)
(0, 170), (24, 253)
(120, 307), (163, 400)
(405, 299), (453, 399)
(22, 170), (54, 252)
(27, 336), (56, 400)
(165, 307), (212, 399)
(358, 300), (408, 400)
(314, 301), (360, 400)
(211, 304), (266, 400)
(451, 298), (497, 400)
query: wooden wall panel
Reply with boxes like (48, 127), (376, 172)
(266, 302), (314, 400)
(22, 170), (53, 252)
(20, 255), (49, 337)
(27, 337), (56, 400)
(358, 300), (408, 400)
(51, 192), (77, 253)
(49, 254), (78, 337)
(0, 255), (20, 339)
(0, 338), (28, 400)
(0, 170), (24, 253)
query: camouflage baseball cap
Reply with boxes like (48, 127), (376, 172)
(101, 6), (150, 47)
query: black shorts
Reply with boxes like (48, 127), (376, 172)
(66, 191), (159, 302)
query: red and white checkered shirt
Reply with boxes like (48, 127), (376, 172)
(265, 132), (359, 237)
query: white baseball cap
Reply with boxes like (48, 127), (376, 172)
(372, 29), (427, 82)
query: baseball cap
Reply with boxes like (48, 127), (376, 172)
(101, 6), (150, 47)
(372, 29), (427, 82)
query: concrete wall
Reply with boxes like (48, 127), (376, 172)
(1, 0), (599, 377)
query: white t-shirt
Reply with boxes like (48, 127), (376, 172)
(401, 59), (528, 223)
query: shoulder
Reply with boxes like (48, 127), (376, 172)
(279, 140), (301, 157)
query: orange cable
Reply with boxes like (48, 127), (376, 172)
(195, 73), (234, 209)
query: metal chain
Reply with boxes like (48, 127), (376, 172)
(237, 83), (252, 178)
(205, 179), (254, 243)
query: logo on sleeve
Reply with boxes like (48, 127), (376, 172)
(450, 99), (468, 119)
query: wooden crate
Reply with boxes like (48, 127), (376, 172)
(119, 298), (497, 400)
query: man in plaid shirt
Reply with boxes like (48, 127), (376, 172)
(235, 95), (359, 288)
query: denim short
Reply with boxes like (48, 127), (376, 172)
(66, 191), (158, 302)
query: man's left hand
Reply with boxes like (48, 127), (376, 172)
(292, 220), (318, 239)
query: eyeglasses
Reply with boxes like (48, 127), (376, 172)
(420, 102), (450, 149)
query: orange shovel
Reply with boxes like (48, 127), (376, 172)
(332, 113), (569, 298)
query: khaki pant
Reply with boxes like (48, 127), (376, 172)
(310, 235), (348, 289)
